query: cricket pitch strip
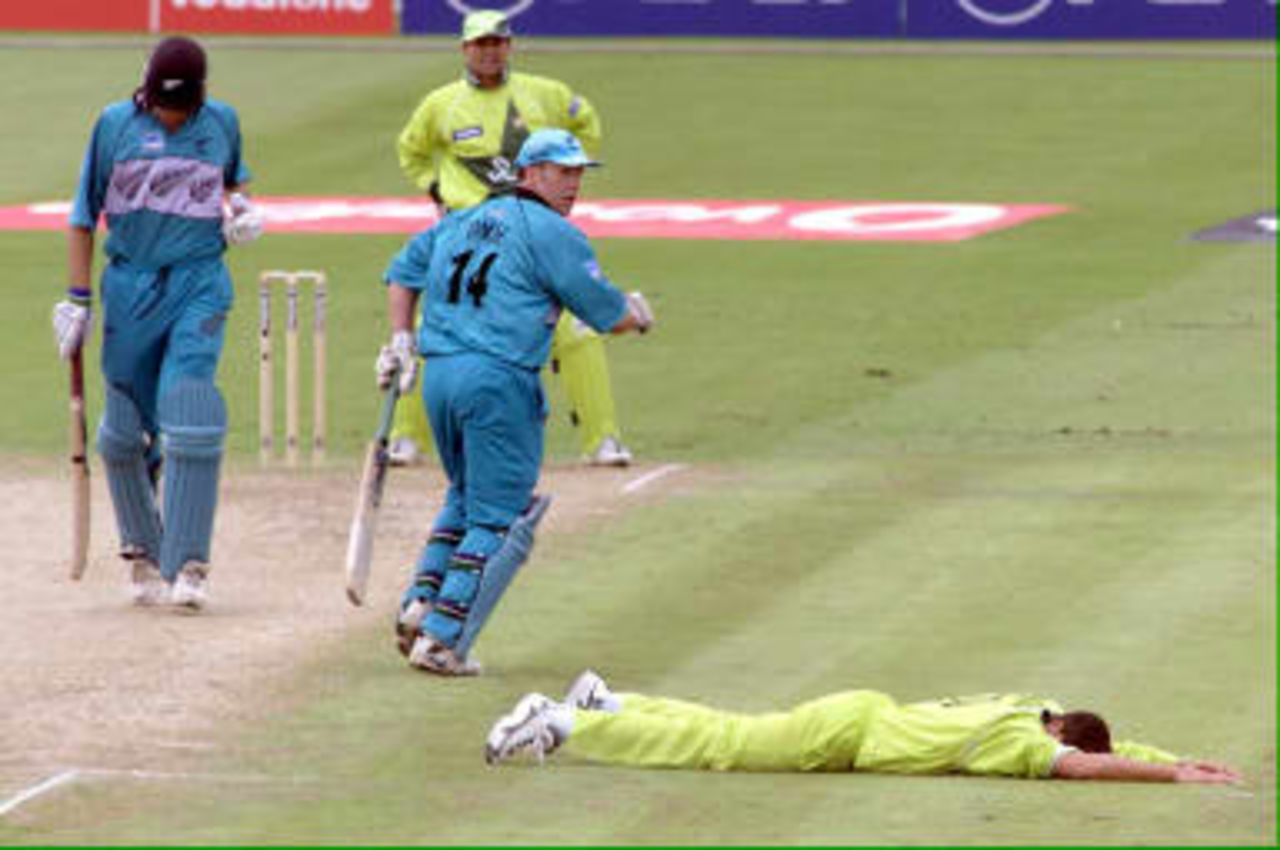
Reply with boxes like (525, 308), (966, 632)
(0, 457), (691, 818)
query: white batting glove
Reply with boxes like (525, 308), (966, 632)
(626, 291), (655, 334)
(222, 192), (264, 246)
(376, 330), (418, 394)
(52, 288), (94, 360)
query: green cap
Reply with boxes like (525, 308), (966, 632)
(461, 10), (512, 42)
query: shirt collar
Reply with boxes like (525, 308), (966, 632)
(464, 67), (509, 88)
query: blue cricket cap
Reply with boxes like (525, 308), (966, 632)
(514, 129), (601, 170)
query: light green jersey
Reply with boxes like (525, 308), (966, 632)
(567, 690), (1180, 778)
(397, 71), (601, 210)
(855, 693), (1068, 779)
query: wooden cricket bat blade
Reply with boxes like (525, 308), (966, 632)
(344, 440), (384, 605)
(70, 462), (90, 580)
(69, 351), (91, 580)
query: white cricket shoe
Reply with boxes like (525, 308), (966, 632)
(408, 635), (482, 677)
(586, 436), (632, 467)
(127, 552), (168, 607)
(564, 669), (614, 711)
(395, 598), (433, 657)
(170, 562), (209, 611)
(387, 437), (422, 467)
(484, 693), (561, 765)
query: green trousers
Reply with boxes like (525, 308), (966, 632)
(566, 690), (892, 772)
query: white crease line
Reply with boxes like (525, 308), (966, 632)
(79, 768), (284, 783)
(622, 463), (687, 495)
(0, 770), (80, 817)
(0, 767), (305, 816)
(153, 741), (218, 751)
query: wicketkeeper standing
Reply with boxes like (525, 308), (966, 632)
(52, 37), (263, 609)
(377, 129), (654, 675)
(391, 9), (634, 468)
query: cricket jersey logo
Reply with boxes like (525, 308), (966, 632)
(103, 157), (224, 219)
(459, 100), (530, 191)
(467, 214), (508, 246)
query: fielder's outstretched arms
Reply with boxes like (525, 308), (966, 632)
(484, 671), (1242, 785)
(388, 8), (635, 470)
(54, 36), (261, 611)
(376, 128), (653, 677)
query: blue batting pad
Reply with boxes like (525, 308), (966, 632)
(97, 384), (163, 559)
(454, 494), (552, 657)
(158, 381), (226, 580)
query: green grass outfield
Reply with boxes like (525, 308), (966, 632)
(0, 37), (1275, 844)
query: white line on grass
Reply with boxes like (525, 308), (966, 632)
(0, 770), (80, 817)
(78, 768), (283, 783)
(622, 463), (687, 495)
(153, 740), (219, 751)
(0, 767), (303, 817)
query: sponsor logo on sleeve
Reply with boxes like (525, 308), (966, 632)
(452, 126), (484, 142)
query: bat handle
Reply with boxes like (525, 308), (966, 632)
(70, 347), (85, 398)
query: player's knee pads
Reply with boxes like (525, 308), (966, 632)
(98, 384), (147, 461)
(160, 381), (227, 459)
(97, 385), (162, 556)
(452, 494), (552, 657)
(158, 381), (227, 579)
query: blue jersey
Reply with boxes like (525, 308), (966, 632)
(70, 98), (250, 270)
(385, 190), (627, 371)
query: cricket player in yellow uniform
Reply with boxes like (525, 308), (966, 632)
(390, 9), (632, 468)
(484, 671), (1241, 784)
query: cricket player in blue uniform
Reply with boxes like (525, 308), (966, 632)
(52, 37), (262, 611)
(377, 129), (655, 675)
(390, 9), (634, 469)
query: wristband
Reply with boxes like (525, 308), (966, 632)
(67, 287), (92, 306)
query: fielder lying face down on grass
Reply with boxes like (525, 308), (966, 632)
(484, 671), (1241, 784)
(376, 129), (655, 677)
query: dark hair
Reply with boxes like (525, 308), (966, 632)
(134, 37), (206, 112)
(1059, 711), (1112, 754)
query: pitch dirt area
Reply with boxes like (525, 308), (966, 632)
(0, 457), (691, 812)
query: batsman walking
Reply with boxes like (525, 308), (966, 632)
(390, 9), (634, 469)
(377, 129), (654, 676)
(52, 36), (263, 610)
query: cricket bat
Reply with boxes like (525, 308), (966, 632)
(69, 349), (91, 580)
(344, 379), (401, 606)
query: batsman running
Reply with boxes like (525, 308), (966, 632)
(376, 129), (654, 676)
(390, 9), (634, 469)
(52, 36), (262, 610)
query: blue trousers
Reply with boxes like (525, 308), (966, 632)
(96, 256), (232, 570)
(99, 256), (232, 429)
(417, 352), (546, 647)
